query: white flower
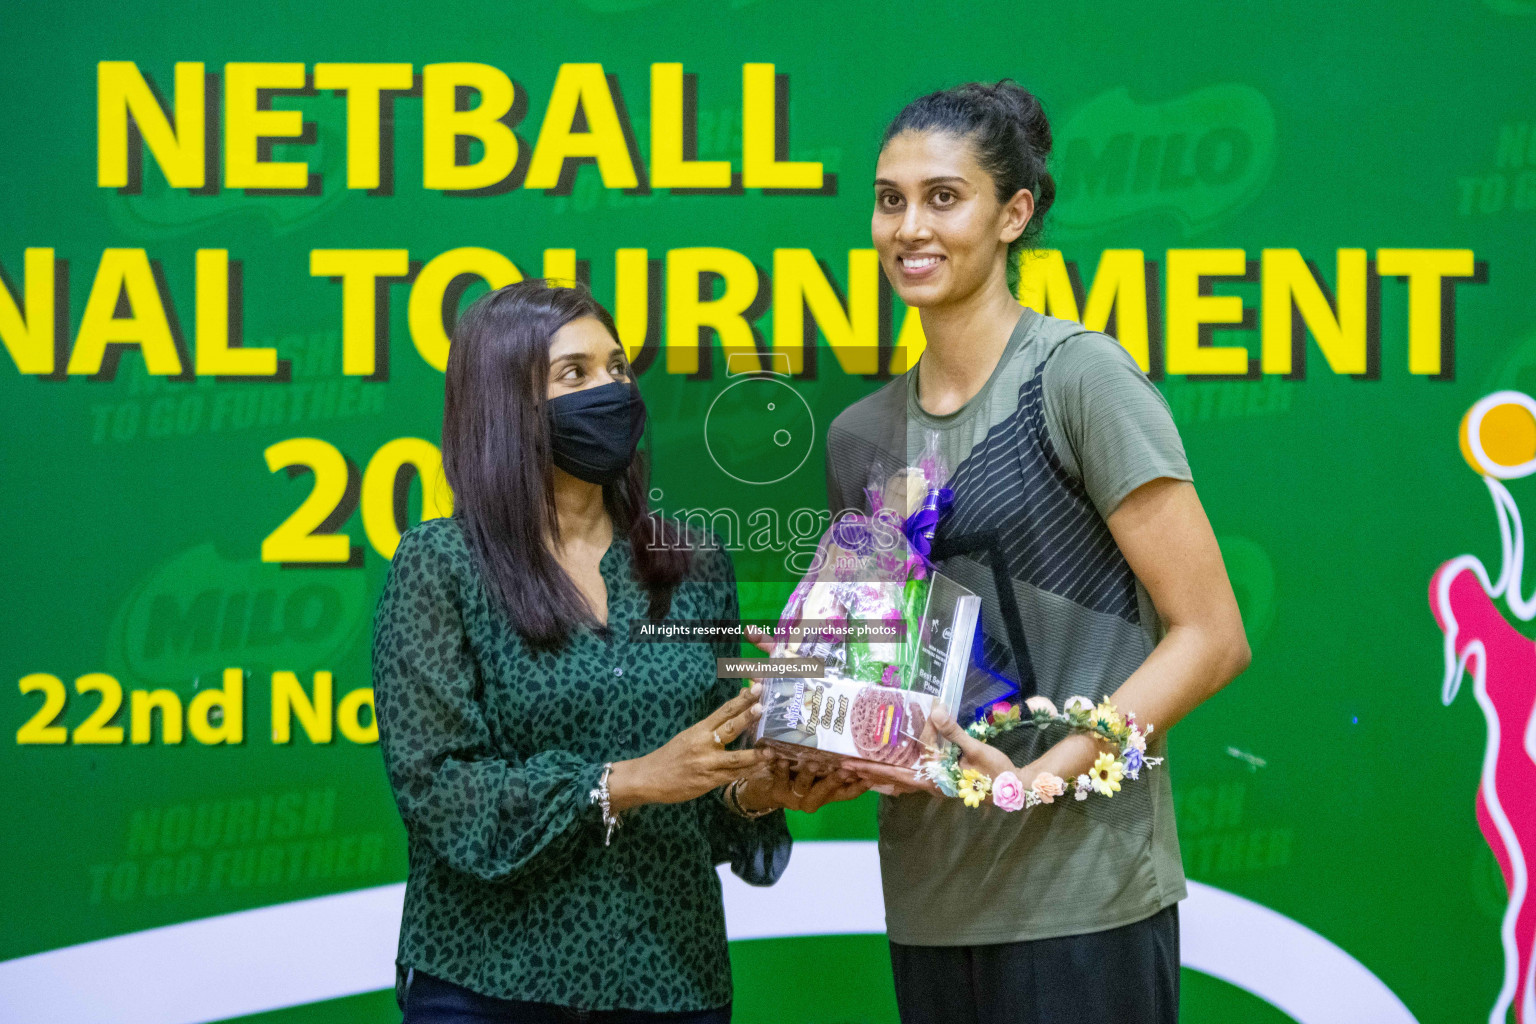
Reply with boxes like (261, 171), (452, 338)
(1064, 696), (1094, 716)
(1025, 696), (1059, 717)
(1073, 774), (1091, 801)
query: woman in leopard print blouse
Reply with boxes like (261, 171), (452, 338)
(373, 280), (865, 1023)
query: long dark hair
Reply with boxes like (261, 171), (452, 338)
(883, 80), (1057, 287)
(442, 280), (688, 648)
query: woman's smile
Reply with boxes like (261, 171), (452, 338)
(897, 253), (946, 278)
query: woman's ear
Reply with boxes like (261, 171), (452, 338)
(1000, 188), (1036, 244)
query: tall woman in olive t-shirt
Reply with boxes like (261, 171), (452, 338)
(842, 84), (1251, 1024)
(373, 281), (865, 1023)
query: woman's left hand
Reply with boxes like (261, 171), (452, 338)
(929, 705), (1016, 776)
(738, 762), (869, 814)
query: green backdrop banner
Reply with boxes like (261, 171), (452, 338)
(4, 3), (1535, 1022)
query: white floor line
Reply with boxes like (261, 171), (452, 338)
(0, 841), (1416, 1024)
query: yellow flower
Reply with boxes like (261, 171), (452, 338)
(1089, 752), (1124, 796)
(1092, 701), (1124, 734)
(957, 768), (991, 808)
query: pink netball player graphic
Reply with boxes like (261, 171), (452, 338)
(1431, 390), (1536, 1024)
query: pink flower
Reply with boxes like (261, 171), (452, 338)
(1127, 729), (1148, 754)
(991, 771), (1026, 812)
(1025, 696), (1058, 717)
(990, 701), (1013, 721)
(1030, 772), (1066, 804)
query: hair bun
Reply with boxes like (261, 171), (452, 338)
(967, 80), (1052, 161)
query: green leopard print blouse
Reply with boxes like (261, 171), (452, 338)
(373, 517), (790, 1012)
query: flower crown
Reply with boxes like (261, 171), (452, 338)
(918, 695), (1162, 810)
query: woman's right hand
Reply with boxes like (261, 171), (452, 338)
(846, 705), (1015, 796)
(607, 683), (769, 812)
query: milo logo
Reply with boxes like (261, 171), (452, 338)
(1051, 85), (1275, 236)
(108, 544), (369, 684)
(110, 118), (349, 238)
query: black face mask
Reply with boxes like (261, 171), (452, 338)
(546, 381), (647, 485)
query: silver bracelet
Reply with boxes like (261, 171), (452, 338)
(724, 777), (774, 819)
(589, 763), (622, 845)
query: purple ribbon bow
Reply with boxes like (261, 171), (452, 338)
(831, 515), (873, 553)
(901, 486), (954, 564)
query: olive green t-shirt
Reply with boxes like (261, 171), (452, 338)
(825, 308), (1190, 944)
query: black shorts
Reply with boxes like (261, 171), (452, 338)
(397, 969), (731, 1024)
(888, 903), (1179, 1024)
